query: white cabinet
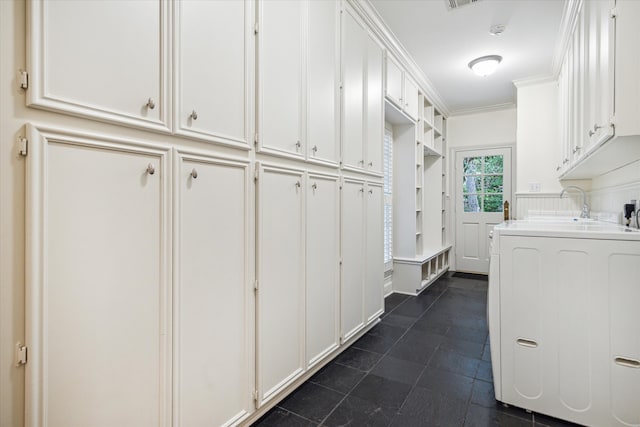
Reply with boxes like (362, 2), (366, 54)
(306, 174), (340, 367)
(497, 234), (640, 427)
(341, 178), (366, 341)
(308, 0), (340, 166)
(25, 126), (172, 427)
(341, 178), (383, 341)
(27, 0), (170, 132)
(341, 5), (384, 175)
(558, 0), (640, 179)
(384, 54), (419, 121)
(364, 182), (384, 323)
(174, 0), (251, 148)
(257, 0), (304, 158)
(258, 0), (340, 163)
(256, 164), (305, 405)
(174, 152), (252, 427)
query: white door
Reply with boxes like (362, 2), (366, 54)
(306, 174), (340, 368)
(366, 34), (384, 174)
(307, 0), (339, 165)
(341, 179), (365, 341)
(364, 182), (384, 323)
(455, 147), (512, 274)
(384, 54), (403, 108)
(28, 0), (169, 131)
(25, 126), (171, 427)
(258, 0), (304, 158)
(174, 154), (252, 426)
(341, 6), (366, 171)
(256, 164), (305, 405)
(174, 0), (250, 147)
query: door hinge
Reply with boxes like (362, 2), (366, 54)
(254, 23), (259, 34)
(339, 81), (343, 90)
(18, 136), (28, 157)
(254, 280), (259, 291)
(252, 389), (259, 405)
(254, 168), (259, 182)
(339, 258), (343, 266)
(19, 69), (28, 90)
(610, 7), (617, 19)
(15, 343), (27, 367)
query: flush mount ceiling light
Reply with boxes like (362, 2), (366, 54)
(468, 55), (503, 77)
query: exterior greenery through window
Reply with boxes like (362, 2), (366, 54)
(462, 155), (504, 213)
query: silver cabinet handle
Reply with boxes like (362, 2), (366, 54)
(146, 163), (155, 175)
(146, 98), (155, 109)
(368, 161), (373, 167)
(368, 189), (373, 194)
(359, 188), (364, 193)
(556, 165), (561, 171)
(573, 146), (581, 154)
(588, 123), (602, 137)
(190, 168), (198, 179)
(516, 338), (538, 348)
(614, 357), (640, 368)
(312, 145), (318, 154)
(295, 181), (301, 188)
(190, 110), (198, 120)
(358, 160), (364, 165)
(311, 183), (317, 190)
(563, 158), (569, 164)
(295, 140), (301, 151)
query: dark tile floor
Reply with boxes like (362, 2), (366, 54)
(253, 273), (580, 427)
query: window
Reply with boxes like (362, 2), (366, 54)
(383, 128), (393, 272)
(462, 154), (504, 213)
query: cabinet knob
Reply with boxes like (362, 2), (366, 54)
(588, 123), (602, 137)
(368, 161), (373, 167)
(312, 145), (318, 154)
(563, 158), (569, 164)
(190, 168), (198, 179)
(556, 165), (561, 171)
(572, 146), (581, 154)
(146, 98), (155, 109)
(295, 140), (301, 151)
(190, 110), (198, 120)
(358, 160), (364, 165)
(359, 188), (364, 193)
(146, 163), (155, 175)
(311, 183), (317, 190)
(368, 189), (373, 194)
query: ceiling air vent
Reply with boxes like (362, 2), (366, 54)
(445, 0), (481, 11)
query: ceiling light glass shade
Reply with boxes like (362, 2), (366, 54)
(468, 55), (502, 77)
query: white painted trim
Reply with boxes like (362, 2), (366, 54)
(515, 192), (563, 198)
(512, 75), (557, 89)
(551, 0), (583, 78)
(448, 103), (516, 117)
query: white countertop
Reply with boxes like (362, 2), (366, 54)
(493, 219), (640, 241)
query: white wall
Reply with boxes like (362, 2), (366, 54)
(447, 107), (516, 150)
(591, 160), (640, 227)
(515, 81), (561, 194)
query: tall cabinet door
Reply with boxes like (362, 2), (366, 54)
(257, 164), (306, 404)
(25, 126), (171, 427)
(366, 35), (384, 174)
(174, 153), (252, 427)
(307, 0), (340, 166)
(174, 0), (251, 148)
(306, 174), (340, 367)
(27, 1), (169, 131)
(258, 0), (304, 158)
(365, 183), (384, 323)
(341, 179), (365, 341)
(342, 7), (366, 171)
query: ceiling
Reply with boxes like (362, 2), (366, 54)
(369, 0), (567, 115)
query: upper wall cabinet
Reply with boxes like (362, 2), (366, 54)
(174, 0), (251, 148)
(384, 54), (419, 121)
(342, 5), (384, 176)
(559, 0), (640, 179)
(257, 0), (304, 159)
(257, 0), (340, 164)
(27, 0), (171, 132)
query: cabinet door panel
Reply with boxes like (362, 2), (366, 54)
(342, 9), (365, 170)
(341, 180), (365, 341)
(175, 0), (249, 147)
(259, 0), (303, 157)
(26, 128), (171, 427)
(365, 184), (384, 323)
(404, 77), (419, 121)
(385, 55), (403, 107)
(257, 165), (305, 404)
(308, 1), (339, 165)
(29, 0), (169, 131)
(175, 155), (251, 427)
(366, 36), (384, 174)
(307, 175), (340, 367)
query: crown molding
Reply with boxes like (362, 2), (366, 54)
(513, 74), (557, 89)
(349, 0), (451, 117)
(448, 102), (516, 117)
(551, 0), (583, 78)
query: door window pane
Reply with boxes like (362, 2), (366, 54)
(483, 194), (503, 212)
(462, 176), (482, 194)
(464, 194), (481, 212)
(484, 175), (503, 193)
(484, 155), (503, 174)
(463, 157), (482, 175)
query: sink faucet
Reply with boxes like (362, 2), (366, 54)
(560, 185), (590, 218)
